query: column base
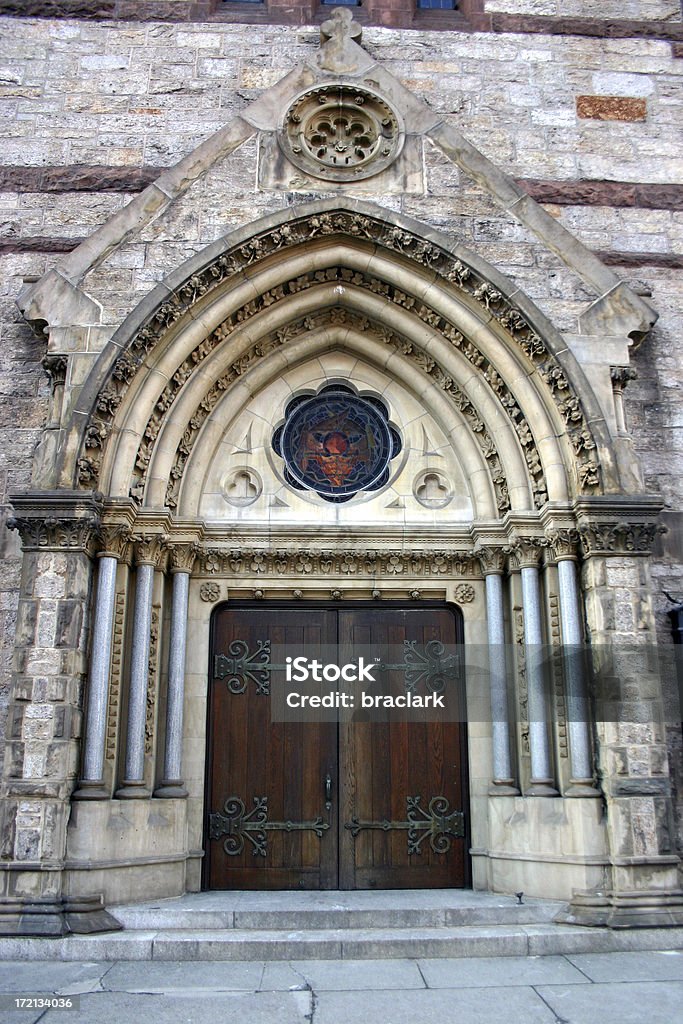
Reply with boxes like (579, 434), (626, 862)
(524, 778), (559, 796)
(565, 778), (601, 798)
(153, 779), (188, 798)
(488, 778), (520, 796)
(72, 779), (110, 801)
(557, 888), (683, 929)
(114, 779), (151, 799)
(0, 895), (123, 937)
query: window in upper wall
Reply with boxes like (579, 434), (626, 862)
(321, 0), (360, 5)
(417, 0), (458, 8)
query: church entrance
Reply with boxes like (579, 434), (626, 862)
(204, 604), (468, 890)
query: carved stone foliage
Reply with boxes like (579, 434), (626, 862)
(454, 583), (475, 604)
(133, 533), (167, 567)
(279, 84), (404, 183)
(546, 528), (580, 561)
(578, 521), (664, 556)
(41, 354), (68, 391)
(98, 524), (132, 561)
(77, 209), (601, 506)
(169, 542), (200, 574)
(477, 545), (507, 575)
(7, 514), (100, 552)
(197, 547), (479, 578)
(509, 535), (548, 569)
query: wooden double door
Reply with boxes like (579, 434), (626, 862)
(205, 604), (468, 890)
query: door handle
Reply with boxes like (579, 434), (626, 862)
(324, 773), (332, 810)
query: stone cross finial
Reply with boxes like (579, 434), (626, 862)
(319, 7), (364, 74)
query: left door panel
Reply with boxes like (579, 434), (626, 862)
(205, 607), (338, 890)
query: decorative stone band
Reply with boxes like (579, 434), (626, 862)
(196, 547), (482, 579)
(75, 210), (601, 506)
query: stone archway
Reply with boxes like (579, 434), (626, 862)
(2, 200), (681, 933)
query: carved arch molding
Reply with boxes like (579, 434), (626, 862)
(75, 208), (604, 513)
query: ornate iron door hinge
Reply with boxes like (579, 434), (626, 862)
(377, 640), (462, 694)
(345, 795), (465, 855)
(209, 796), (330, 857)
(213, 639), (271, 694)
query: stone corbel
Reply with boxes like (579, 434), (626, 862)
(17, 269), (102, 337)
(578, 282), (657, 349)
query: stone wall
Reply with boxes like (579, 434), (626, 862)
(0, 14), (681, 847)
(482, 0), (681, 21)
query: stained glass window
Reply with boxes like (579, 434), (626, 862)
(272, 385), (402, 502)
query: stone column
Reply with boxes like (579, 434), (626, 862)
(73, 526), (131, 800)
(0, 491), (120, 936)
(478, 547), (519, 795)
(514, 538), (558, 796)
(547, 529), (600, 798)
(563, 507), (683, 928)
(154, 544), (198, 798)
(115, 534), (166, 799)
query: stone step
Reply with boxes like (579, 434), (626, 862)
(1, 923), (682, 962)
(111, 901), (562, 931)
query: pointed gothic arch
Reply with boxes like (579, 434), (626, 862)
(65, 200), (618, 521)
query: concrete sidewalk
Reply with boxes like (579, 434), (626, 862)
(1, 950), (682, 1024)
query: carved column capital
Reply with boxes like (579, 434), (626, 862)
(7, 491), (103, 554)
(545, 528), (580, 563)
(41, 354), (68, 392)
(476, 545), (507, 576)
(610, 366), (638, 389)
(169, 542), (200, 574)
(509, 536), (547, 570)
(578, 520), (664, 558)
(97, 524), (132, 562)
(133, 533), (168, 568)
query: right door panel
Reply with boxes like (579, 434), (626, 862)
(338, 607), (467, 889)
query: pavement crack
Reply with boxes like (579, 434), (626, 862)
(532, 985), (570, 1024)
(415, 960), (430, 989)
(561, 955), (594, 983)
(98, 962), (118, 992)
(305, 987), (318, 1024)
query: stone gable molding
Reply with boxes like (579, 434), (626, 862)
(16, 14), (655, 355)
(72, 208), (603, 510)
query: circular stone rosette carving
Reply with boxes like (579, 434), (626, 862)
(199, 582), (221, 603)
(279, 83), (404, 183)
(454, 583), (476, 605)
